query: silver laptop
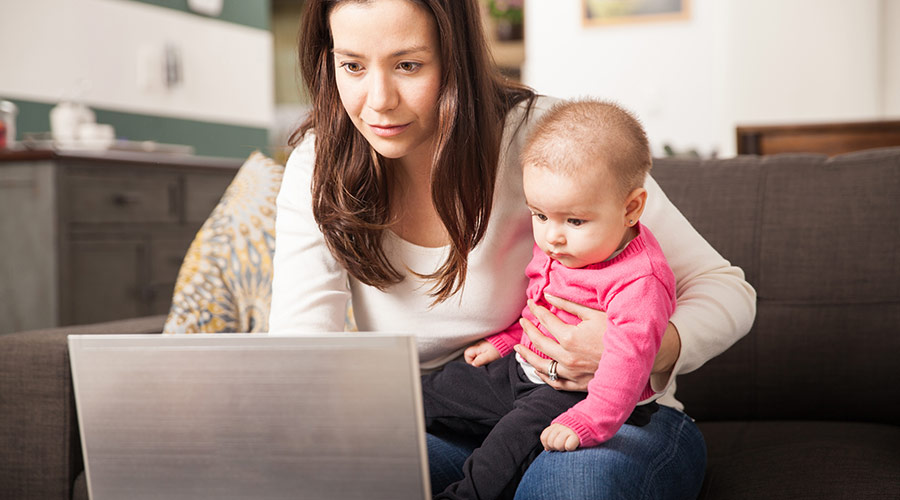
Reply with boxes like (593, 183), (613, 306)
(68, 333), (430, 500)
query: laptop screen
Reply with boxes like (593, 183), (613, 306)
(69, 333), (430, 500)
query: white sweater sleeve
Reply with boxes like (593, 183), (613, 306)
(269, 134), (351, 333)
(641, 174), (757, 391)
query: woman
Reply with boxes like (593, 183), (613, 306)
(269, 0), (756, 498)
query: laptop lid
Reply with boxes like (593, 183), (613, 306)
(68, 333), (430, 500)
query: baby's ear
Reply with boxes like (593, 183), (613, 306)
(624, 187), (648, 226)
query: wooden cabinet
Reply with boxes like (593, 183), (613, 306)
(0, 150), (241, 333)
(737, 120), (900, 156)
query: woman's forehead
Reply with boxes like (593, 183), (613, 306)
(329, 0), (438, 54)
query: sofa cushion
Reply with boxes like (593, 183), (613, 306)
(759, 148), (900, 303)
(164, 152), (284, 333)
(654, 149), (900, 424)
(697, 420), (900, 500)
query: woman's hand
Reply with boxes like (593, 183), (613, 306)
(514, 295), (607, 391)
(464, 340), (501, 367)
(514, 294), (682, 391)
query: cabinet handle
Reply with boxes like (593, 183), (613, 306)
(168, 184), (179, 216)
(112, 192), (142, 206)
(138, 286), (158, 302)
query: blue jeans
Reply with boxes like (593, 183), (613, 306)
(427, 405), (706, 500)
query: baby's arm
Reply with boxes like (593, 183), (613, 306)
(484, 320), (525, 358)
(550, 276), (674, 449)
(462, 319), (525, 366)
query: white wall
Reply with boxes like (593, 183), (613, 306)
(885, 0), (900, 116)
(0, 0), (273, 128)
(525, 0), (895, 157)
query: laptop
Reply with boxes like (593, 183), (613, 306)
(68, 333), (431, 500)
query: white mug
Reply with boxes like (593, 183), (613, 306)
(50, 101), (96, 146)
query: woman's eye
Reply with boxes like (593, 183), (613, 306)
(398, 61), (421, 73)
(568, 218), (585, 227)
(340, 62), (363, 74)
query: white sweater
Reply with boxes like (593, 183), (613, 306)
(269, 96), (756, 410)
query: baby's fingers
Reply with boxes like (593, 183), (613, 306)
(540, 424), (580, 451)
(540, 425), (563, 451)
(464, 346), (478, 365)
(563, 431), (580, 451)
(470, 351), (494, 367)
(540, 426), (555, 450)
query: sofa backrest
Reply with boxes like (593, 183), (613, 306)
(652, 147), (900, 424)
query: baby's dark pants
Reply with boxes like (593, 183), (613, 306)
(421, 354), (659, 500)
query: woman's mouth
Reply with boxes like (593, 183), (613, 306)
(368, 123), (410, 137)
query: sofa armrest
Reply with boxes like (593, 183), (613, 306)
(0, 315), (166, 500)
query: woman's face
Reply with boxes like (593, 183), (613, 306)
(330, 0), (443, 170)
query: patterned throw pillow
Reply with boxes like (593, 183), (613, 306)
(164, 151), (284, 333)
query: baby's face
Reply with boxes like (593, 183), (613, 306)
(523, 165), (630, 269)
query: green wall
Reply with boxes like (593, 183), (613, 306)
(127, 0), (271, 30)
(10, 98), (268, 160)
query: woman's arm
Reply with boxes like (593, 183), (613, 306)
(516, 175), (756, 393)
(269, 134), (352, 333)
(641, 174), (756, 389)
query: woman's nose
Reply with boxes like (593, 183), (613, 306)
(366, 71), (399, 112)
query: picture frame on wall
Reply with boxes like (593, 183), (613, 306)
(583, 0), (690, 26)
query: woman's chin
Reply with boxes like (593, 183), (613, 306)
(370, 145), (405, 159)
(367, 138), (428, 162)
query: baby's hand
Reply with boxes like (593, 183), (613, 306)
(540, 423), (580, 452)
(464, 340), (501, 367)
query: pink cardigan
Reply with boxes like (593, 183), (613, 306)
(487, 223), (676, 447)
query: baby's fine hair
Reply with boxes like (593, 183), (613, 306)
(521, 99), (652, 200)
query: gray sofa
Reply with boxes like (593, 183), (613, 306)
(2, 148), (899, 499)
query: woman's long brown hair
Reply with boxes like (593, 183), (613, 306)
(290, 0), (534, 303)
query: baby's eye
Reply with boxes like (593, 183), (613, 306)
(532, 213), (548, 222)
(568, 218), (585, 227)
(340, 62), (363, 74)
(398, 61), (422, 73)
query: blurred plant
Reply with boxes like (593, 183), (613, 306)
(488, 0), (524, 24)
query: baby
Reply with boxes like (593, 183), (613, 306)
(422, 99), (676, 500)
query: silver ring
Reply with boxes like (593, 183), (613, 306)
(548, 360), (559, 382)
